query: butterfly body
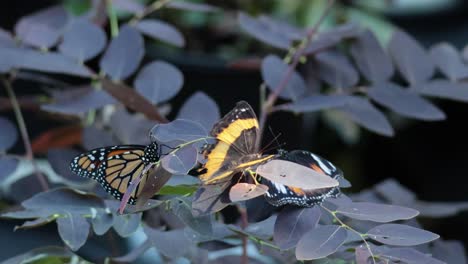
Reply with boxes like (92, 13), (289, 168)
(70, 142), (161, 204)
(261, 150), (342, 207)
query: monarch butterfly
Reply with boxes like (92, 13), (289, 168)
(69, 142), (162, 204)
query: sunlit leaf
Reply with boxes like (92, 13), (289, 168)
(296, 225), (347, 260)
(151, 119), (208, 143)
(367, 224), (439, 246)
(350, 30), (394, 82)
(315, 50), (359, 89)
(135, 19), (185, 47)
(134, 60), (184, 104)
(15, 5), (68, 48)
(177, 91), (220, 130)
(274, 206), (321, 250)
(229, 183), (268, 202)
(0, 117), (18, 151)
(15, 216), (56, 230)
(100, 25), (144, 80)
(56, 212), (90, 251)
(368, 82), (445, 120)
(256, 159), (339, 189)
(161, 145), (198, 174)
(59, 19), (107, 62)
(389, 30), (434, 85)
(91, 210), (114, 236)
(261, 54), (307, 100)
(336, 202), (419, 223)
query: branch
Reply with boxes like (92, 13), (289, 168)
(256, 0), (336, 150)
(2, 77), (49, 191)
(237, 205), (249, 264)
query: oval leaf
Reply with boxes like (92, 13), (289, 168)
(112, 213), (142, 237)
(135, 19), (185, 47)
(418, 79), (468, 102)
(91, 210), (114, 235)
(296, 225), (347, 260)
(151, 119), (207, 143)
(380, 248), (445, 264)
(238, 13), (290, 49)
(0, 117), (18, 151)
(59, 19), (107, 62)
(429, 42), (468, 81)
(100, 25), (144, 80)
(274, 206), (321, 250)
(336, 202), (419, 223)
(144, 227), (191, 259)
(56, 212), (90, 251)
(256, 159), (339, 189)
(161, 145), (198, 174)
(350, 30), (394, 82)
(0, 157), (18, 181)
(229, 183), (268, 202)
(315, 50), (359, 89)
(192, 181), (231, 217)
(177, 91), (220, 130)
(134, 60), (184, 104)
(389, 30), (434, 85)
(281, 95), (349, 113)
(368, 82), (445, 121)
(135, 164), (172, 209)
(367, 224), (439, 246)
(261, 54), (307, 100)
(337, 96), (394, 136)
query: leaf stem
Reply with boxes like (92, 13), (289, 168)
(129, 0), (172, 25)
(2, 77), (48, 191)
(256, 0), (336, 150)
(106, 0), (119, 37)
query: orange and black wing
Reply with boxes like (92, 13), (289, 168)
(70, 144), (159, 204)
(199, 101), (261, 184)
(261, 150), (342, 207)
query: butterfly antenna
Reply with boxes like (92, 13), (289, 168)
(259, 127), (283, 154)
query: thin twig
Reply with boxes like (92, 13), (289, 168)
(2, 78), (49, 191)
(237, 204), (249, 264)
(105, 0), (119, 37)
(256, 0), (336, 150)
(129, 0), (172, 25)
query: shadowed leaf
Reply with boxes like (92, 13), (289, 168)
(112, 239), (151, 263)
(368, 82), (445, 120)
(417, 79), (468, 102)
(56, 212), (90, 251)
(262, 54), (307, 100)
(389, 30), (434, 85)
(15, 216), (56, 230)
(113, 0), (144, 13)
(161, 145), (198, 174)
(172, 197), (213, 235)
(135, 164), (172, 209)
(192, 181), (231, 216)
(0, 28), (15, 47)
(109, 109), (155, 145)
(151, 119), (208, 143)
(100, 25), (144, 80)
(238, 12), (290, 49)
(177, 91), (220, 130)
(304, 23), (361, 54)
(135, 19), (185, 47)
(0, 117), (18, 151)
(432, 239), (467, 264)
(113, 213), (142, 237)
(167, 1), (219, 12)
(279, 95), (349, 113)
(336, 202), (419, 223)
(274, 206), (321, 250)
(59, 19), (107, 62)
(374, 178), (416, 205)
(82, 125), (118, 150)
(315, 51), (359, 89)
(380, 248), (445, 264)
(296, 225), (347, 260)
(350, 30), (394, 82)
(15, 5), (68, 48)
(134, 60), (184, 104)
(367, 224), (439, 246)
(144, 227), (192, 259)
(429, 42), (468, 81)
(47, 148), (88, 183)
(91, 210), (114, 235)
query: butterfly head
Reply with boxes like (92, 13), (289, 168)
(144, 142), (160, 163)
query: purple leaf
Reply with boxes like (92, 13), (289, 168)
(144, 227), (192, 259)
(112, 239), (151, 263)
(432, 239), (467, 264)
(238, 12), (291, 49)
(82, 126), (119, 150)
(112, 0), (145, 13)
(0, 157), (18, 181)
(336, 202), (419, 223)
(367, 224), (439, 246)
(109, 109), (155, 145)
(47, 148), (88, 183)
(258, 15), (305, 40)
(172, 197), (213, 235)
(15, 5), (69, 48)
(135, 164), (172, 209)
(243, 215), (277, 240)
(151, 119), (208, 143)
(8, 175), (52, 203)
(112, 213), (142, 237)
(338, 96), (394, 137)
(91, 210), (114, 235)
(380, 248), (445, 264)
(0, 28), (15, 47)
(417, 79), (468, 102)
(167, 1), (219, 12)
(0, 117), (18, 151)
(429, 42), (468, 81)
(261, 54), (307, 100)
(304, 23), (361, 54)
(42, 86), (116, 115)
(295, 225), (347, 260)
(274, 206), (321, 250)
(192, 181), (231, 217)
(177, 91), (220, 130)
(350, 30), (394, 82)
(59, 19), (107, 62)
(374, 178), (416, 205)
(315, 51), (359, 89)
(411, 200), (468, 218)
(388, 30), (434, 85)
(135, 19), (185, 47)
(0, 47), (92, 77)
(280, 95), (349, 113)
(368, 82), (445, 121)
(134, 60), (184, 104)
(100, 25), (144, 80)
(56, 212), (90, 251)
(161, 145), (198, 174)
